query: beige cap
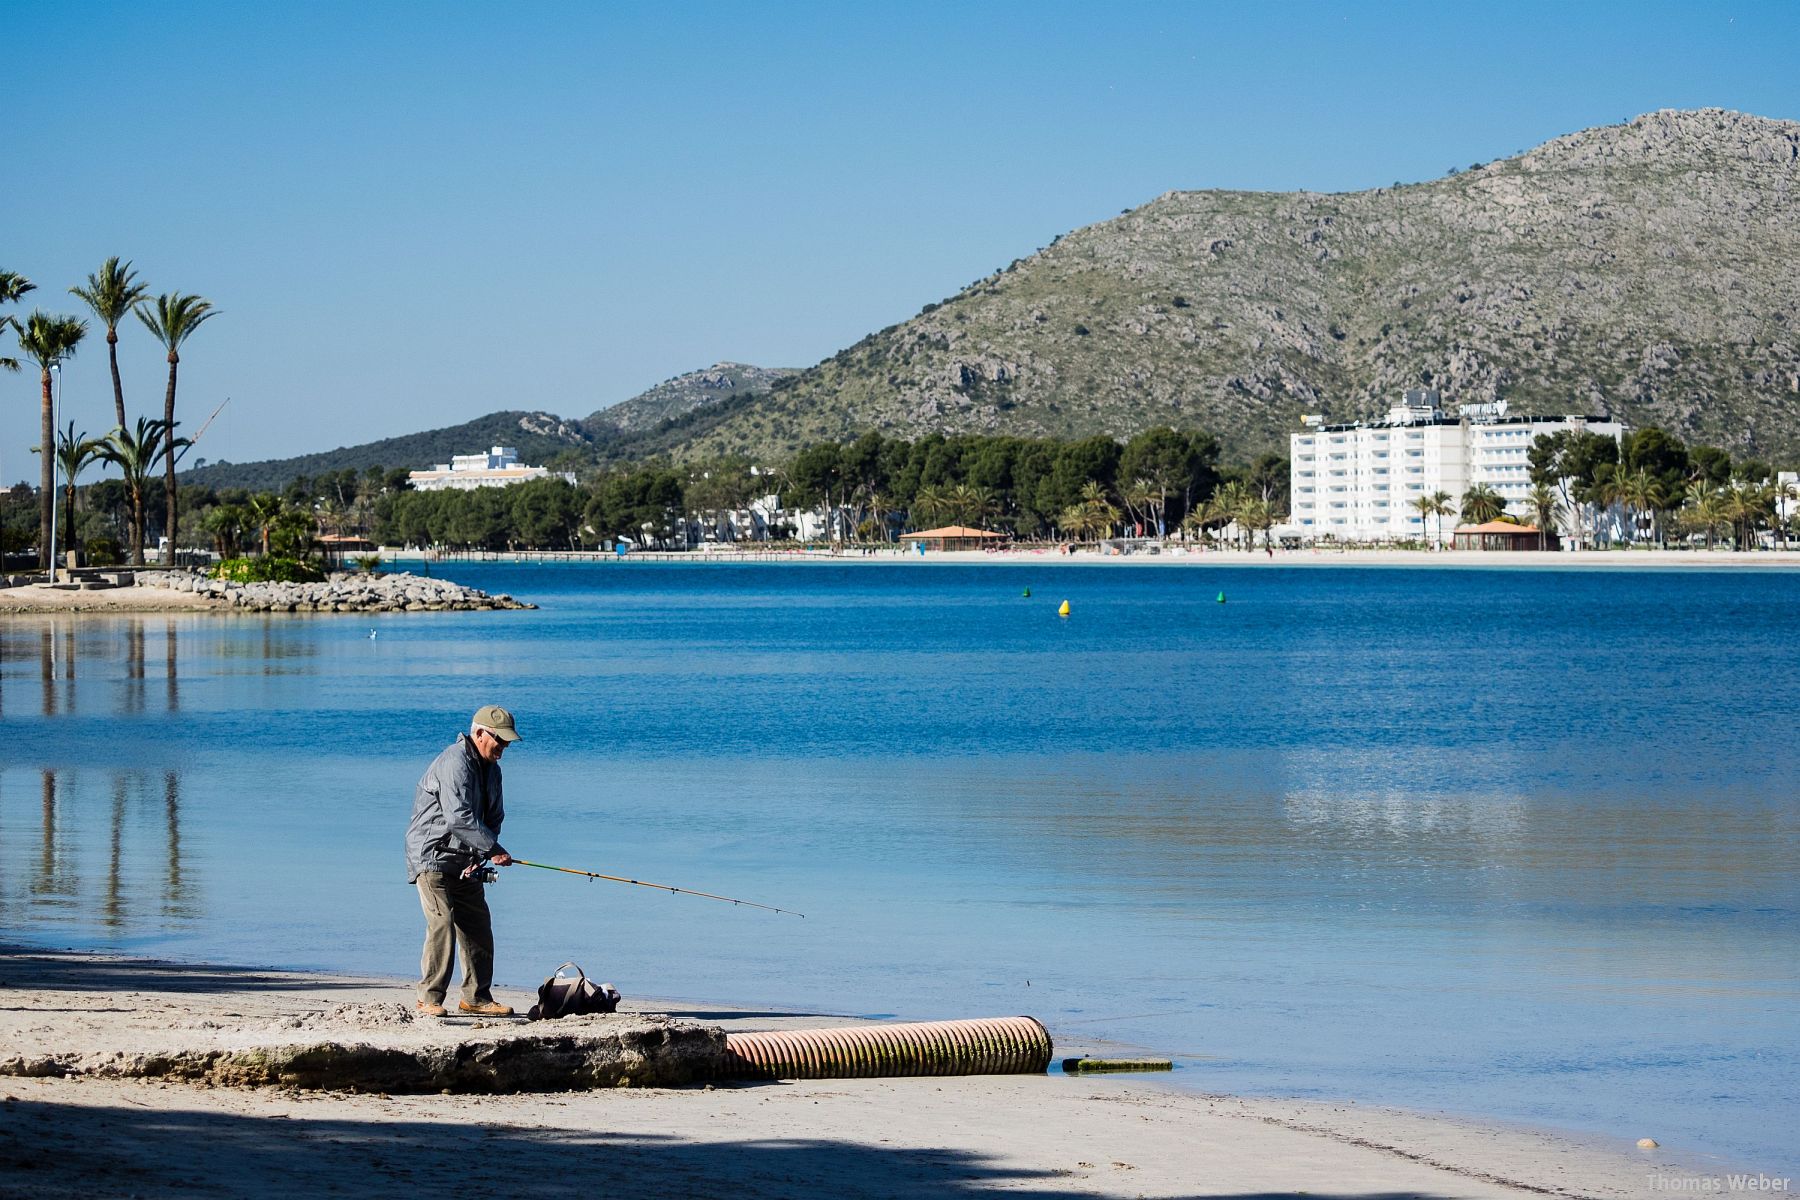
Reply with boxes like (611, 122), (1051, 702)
(472, 704), (521, 742)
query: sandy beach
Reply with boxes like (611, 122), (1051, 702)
(0, 581), (226, 613)
(0, 947), (1705, 1199)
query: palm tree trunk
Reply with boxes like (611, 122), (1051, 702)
(162, 354), (179, 563)
(129, 484), (146, 565)
(108, 329), (126, 430)
(38, 368), (54, 572)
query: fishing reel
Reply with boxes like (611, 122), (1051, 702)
(460, 859), (499, 884)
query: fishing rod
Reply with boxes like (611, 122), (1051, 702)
(506, 858), (805, 918)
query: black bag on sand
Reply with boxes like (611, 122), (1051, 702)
(527, 961), (622, 1021)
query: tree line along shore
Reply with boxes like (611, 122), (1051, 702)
(6, 423), (1798, 577)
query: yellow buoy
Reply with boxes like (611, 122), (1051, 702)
(1057, 600), (1071, 617)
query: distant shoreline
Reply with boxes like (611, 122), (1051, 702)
(5, 548), (1792, 617)
(384, 546), (1800, 570)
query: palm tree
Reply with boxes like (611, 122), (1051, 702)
(1118, 478), (1156, 537)
(1771, 476), (1798, 551)
(0, 273), (31, 548)
(910, 484), (953, 528)
(1526, 482), (1560, 550)
(246, 493), (284, 556)
(1459, 484), (1506, 527)
(1617, 468), (1667, 547)
(1239, 495), (1276, 550)
(1430, 490), (1456, 548)
(1205, 480), (1253, 549)
(1587, 468), (1628, 548)
(136, 293), (218, 562)
(202, 502), (248, 557)
(1724, 481), (1771, 551)
(52, 423), (105, 558)
(15, 312), (88, 569)
(1059, 481), (1119, 542)
(1409, 494), (1436, 547)
(0, 270), (33, 369)
(1142, 467), (1181, 538)
(70, 258), (150, 430)
(948, 483), (996, 529)
(1683, 483), (1727, 551)
(97, 418), (187, 565)
(1079, 480), (1119, 540)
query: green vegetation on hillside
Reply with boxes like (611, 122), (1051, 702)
(179, 411), (593, 492)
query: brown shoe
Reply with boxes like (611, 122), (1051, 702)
(415, 1000), (447, 1017)
(458, 1000), (514, 1016)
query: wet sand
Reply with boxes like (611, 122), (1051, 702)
(0, 947), (1698, 1199)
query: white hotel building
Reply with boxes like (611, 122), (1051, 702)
(408, 446), (575, 492)
(1290, 391), (1624, 543)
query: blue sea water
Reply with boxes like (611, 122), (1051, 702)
(2, 562), (1796, 1171)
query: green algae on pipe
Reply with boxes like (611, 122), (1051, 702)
(1061, 1057), (1172, 1073)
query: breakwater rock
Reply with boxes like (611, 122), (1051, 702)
(140, 570), (536, 613)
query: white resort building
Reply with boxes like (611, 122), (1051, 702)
(407, 447), (574, 492)
(1289, 391), (1624, 544)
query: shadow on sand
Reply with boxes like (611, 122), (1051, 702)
(0, 1092), (1478, 1200)
(0, 945), (369, 997)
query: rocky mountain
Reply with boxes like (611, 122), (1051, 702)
(580, 362), (796, 436)
(671, 109), (1800, 464)
(184, 110), (1800, 489)
(183, 410), (591, 492)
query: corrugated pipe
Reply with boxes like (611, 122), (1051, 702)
(721, 1016), (1052, 1081)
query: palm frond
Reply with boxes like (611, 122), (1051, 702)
(135, 291), (219, 350)
(14, 311), (89, 368)
(69, 257), (151, 329)
(0, 270), (35, 305)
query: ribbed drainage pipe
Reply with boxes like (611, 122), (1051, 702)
(721, 1016), (1052, 1080)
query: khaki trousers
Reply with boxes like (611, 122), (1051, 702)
(415, 871), (496, 1006)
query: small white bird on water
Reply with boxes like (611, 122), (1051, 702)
(368, 629), (378, 640)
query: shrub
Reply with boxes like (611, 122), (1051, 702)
(210, 556), (326, 584)
(84, 537), (122, 567)
(354, 554), (383, 574)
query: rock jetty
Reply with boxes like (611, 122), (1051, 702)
(140, 570), (535, 613)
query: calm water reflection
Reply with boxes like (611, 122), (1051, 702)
(1, 566), (1796, 1172)
(4, 617), (196, 937)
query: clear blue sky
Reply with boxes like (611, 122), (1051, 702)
(4, 0), (1796, 473)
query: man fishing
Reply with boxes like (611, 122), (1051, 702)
(405, 704), (520, 1017)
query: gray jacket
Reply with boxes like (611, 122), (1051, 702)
(406, 734), (507, 881)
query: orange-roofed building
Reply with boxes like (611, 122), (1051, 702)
(905, 526), (1008, 551)
(1451, 521), (1552, 551)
